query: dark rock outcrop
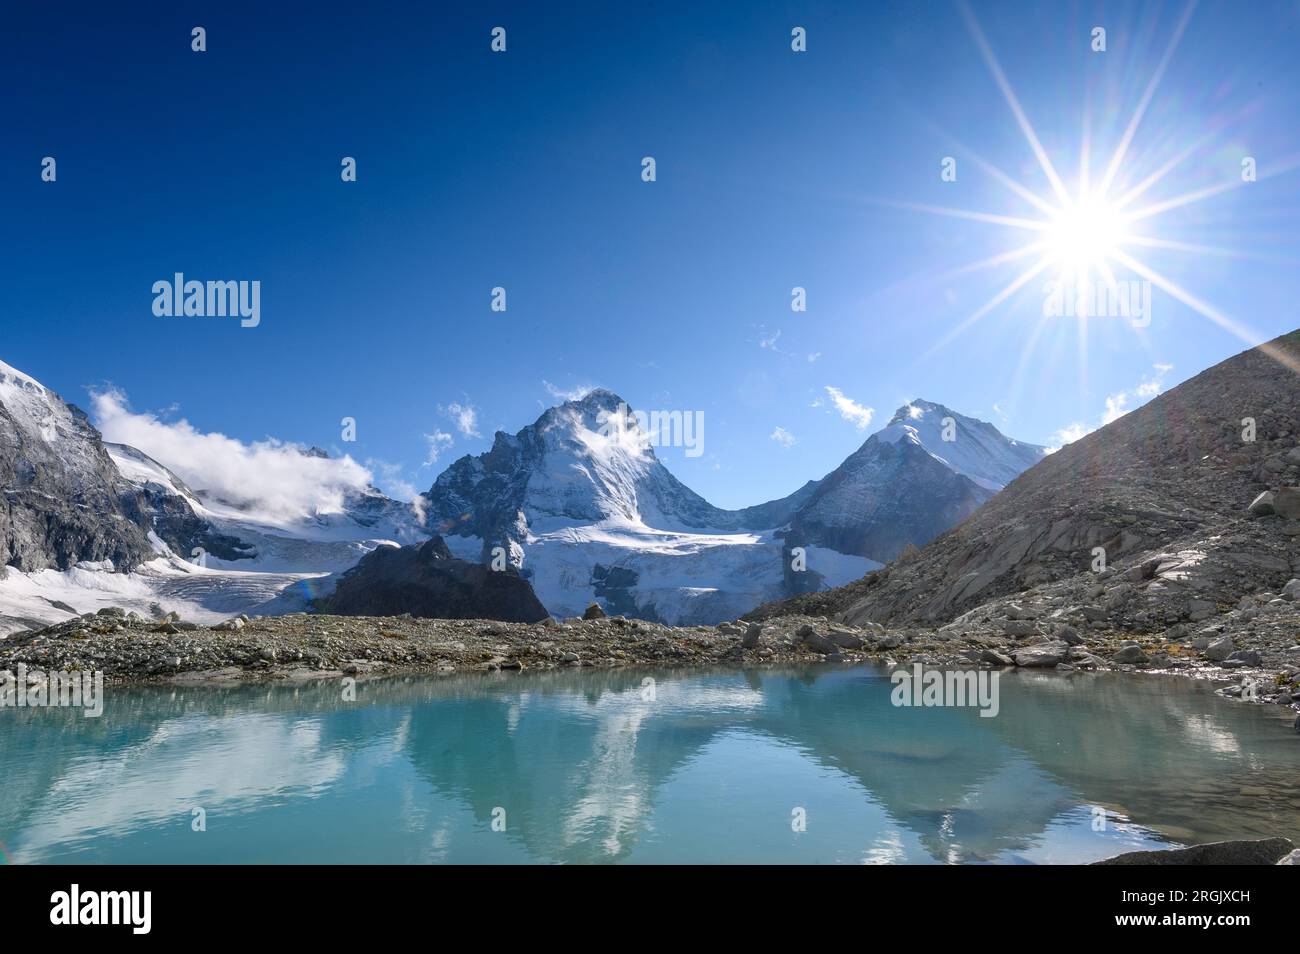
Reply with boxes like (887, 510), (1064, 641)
(1094, 837), (1294, 865)
(316, 536), (549, 623)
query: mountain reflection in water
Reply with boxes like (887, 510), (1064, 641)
(2, 665), (1296, 864)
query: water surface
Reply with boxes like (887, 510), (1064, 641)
(2, 665), (1297, 863)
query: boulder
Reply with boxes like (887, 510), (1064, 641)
(981, 648), (1015, 666)
(1003, 603), (1039, 620)
(1204, 636), (1234, 662)
(1281, 579), (1300, 602)
(741, 622), (763, 648)
(1111, 644), (1149, 664)
(1249, 491), (1277, 516)
(1013, 640), (1069, 667)
(1276, 487), (1300, 519)
(582, 603), (607, 620)
(826, 626), (865, 649)
(796, 624), (837, 654)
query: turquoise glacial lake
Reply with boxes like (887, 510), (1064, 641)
(2, 665), (1298, 864)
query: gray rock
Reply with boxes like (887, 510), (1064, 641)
(1227, 649), (1262, 666)
(1281, 579), (1300, 601)
(981, 648), (1015, 666)
(826, 626), (864, 649)
(1248, 491), (1276, 516)
(1013, 640), (1069, 667)
(1111, 644), (1149, 664)
(582, 602), (607, 620)
(1001, 619), (1038, 638)
(741, 622), (762, 648)
(1053, 624), (1084, 645)
(796, 624), (837, 654)
(1204, 636), (1235, 661)
(1278, 849), (1300, 865)
(1276, 487), (1300, 520)
(1003, 603), (1039, 620)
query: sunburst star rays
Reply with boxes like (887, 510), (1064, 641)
(909, 0), (1294, 369)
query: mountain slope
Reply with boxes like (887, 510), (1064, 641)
(786, 400), (1046, 565)
(754, 330), (1300, 629)
(0, 359), (156, 572)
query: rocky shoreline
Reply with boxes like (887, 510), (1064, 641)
(2, 604), (1297, 713)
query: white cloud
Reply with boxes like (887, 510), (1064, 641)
(423, 430), (454, 467)
(543, 380), (595, 403)
(824, 386), (875, 430)
(1049, 364), (1172, 449)
(807, 352), (821, 363)
(758, 327), (782, 351)
(439, 401), (480, 438)
(1050, 422), (1089, 448)
(365, 458), (418, 502)
(90, 388), (375, 526)
(769, 426), (797, 448)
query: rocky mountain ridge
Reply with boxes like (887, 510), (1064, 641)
(748, 330), (1300, 696)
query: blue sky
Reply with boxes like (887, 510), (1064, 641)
(3, 0), (1299, 509)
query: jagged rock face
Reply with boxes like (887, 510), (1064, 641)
(777, 330), (1300, 627)
(316, 536), (550, 623)
(423, 389), (810, 552)
(0, 360), (155, 571)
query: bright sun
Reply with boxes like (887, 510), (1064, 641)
(901, 2), (1278, 360)
(1044, 195), (1128, 281)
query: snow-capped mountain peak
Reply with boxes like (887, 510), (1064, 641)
(876, 399), (1047, 492)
